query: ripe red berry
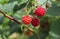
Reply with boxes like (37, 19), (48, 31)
(34, 6), (46, 16)
(31, 17), (40, 27)
(22, 15), (32, 24)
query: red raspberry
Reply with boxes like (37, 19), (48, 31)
(22, 15), (32, 24)
(31, 17), (40, 27)
(34, 6), (46, 16)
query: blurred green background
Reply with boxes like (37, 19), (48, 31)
(0, 0), (60, 39)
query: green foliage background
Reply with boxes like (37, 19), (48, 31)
(0, 0), (60, 39)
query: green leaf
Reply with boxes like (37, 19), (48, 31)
(9, 0), (28, 3)
(51, 0), (60, 6)
(13, 10), (26, 22)
(0, 0), (9, 5)
(0, 1), (18, 13)
(49, 18), (60, 39)
(46, 2), (60, 16)
(13, 1), (28, 12)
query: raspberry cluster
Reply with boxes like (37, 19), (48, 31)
(22, 6), (46, 27)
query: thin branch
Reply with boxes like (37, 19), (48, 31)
(0, 10), (21, 25)
(0, 10), (40, 39)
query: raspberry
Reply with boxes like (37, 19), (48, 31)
(31, 17), (40, 27)
(34, 6), (46, 16)
(22, 15), (32, 24)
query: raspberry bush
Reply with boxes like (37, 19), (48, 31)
(0, 0), (60, 39)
